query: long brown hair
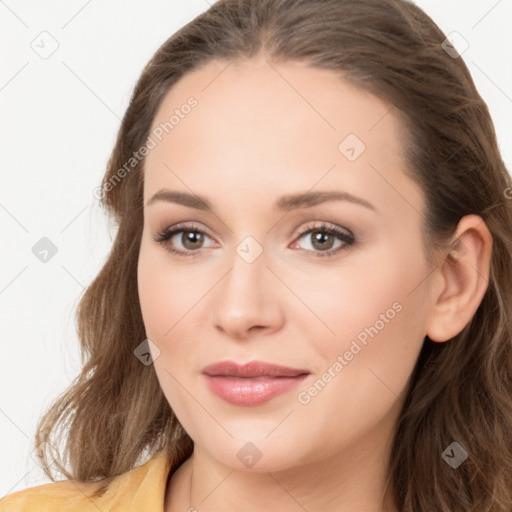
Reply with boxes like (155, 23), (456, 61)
(34, 0), (512, 509)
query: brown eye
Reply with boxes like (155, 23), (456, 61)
(293, 223), (355, 258)
(180, 230), (205, 250)
(153, 221), (356, 259)
(153, 223), (215, 258)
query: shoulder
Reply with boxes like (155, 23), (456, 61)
(0, 478), (104, 512)
(0, 452), (172, 512)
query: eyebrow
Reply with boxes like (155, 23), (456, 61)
(145, 189), (376, 212)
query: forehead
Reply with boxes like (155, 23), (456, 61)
(143, 57), (423, 221)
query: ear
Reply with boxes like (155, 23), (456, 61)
(426, 214), (493, 343)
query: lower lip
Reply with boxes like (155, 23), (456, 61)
(203, 374), (309, 406)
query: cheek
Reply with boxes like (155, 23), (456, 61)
(137, 248), (168, 338)
(303, 244), (429, 378)
(295, 264), (399, 340)
(137, 245), (195, 408)
(292, 269), (427, 449)
(137, 243), (205, 339)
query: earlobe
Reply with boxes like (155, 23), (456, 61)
(425, 214), (493, 343)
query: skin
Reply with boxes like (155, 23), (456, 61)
(137, 55), (492, 512)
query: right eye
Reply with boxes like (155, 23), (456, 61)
(153, 223), (217, 258)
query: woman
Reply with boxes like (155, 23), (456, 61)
(2, 0), (511, 510)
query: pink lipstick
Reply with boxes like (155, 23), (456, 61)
(202, 360), (310, 406)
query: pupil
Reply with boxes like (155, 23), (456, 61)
(313, 231), (333, 250)
(184, 231), (203, 248)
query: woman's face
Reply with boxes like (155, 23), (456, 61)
(138, 57), (434, 472)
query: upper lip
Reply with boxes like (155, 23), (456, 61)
(202, 360), (310, 378)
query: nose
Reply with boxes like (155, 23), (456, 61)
(211, 244), (284, 340)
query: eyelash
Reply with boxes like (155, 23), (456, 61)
(153, 222), (356, 259)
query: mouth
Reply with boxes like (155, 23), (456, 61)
(201, 360), (311, 406)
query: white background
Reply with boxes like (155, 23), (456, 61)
(1, 0), (511, 496)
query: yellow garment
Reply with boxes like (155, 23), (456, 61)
(0, 452), (173, 512)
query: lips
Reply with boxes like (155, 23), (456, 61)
(201, 360), (311, 406)
(201, 360), (310, 378)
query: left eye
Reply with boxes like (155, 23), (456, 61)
(291, 223), (355, 258)
(153, 222), (355, 258)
